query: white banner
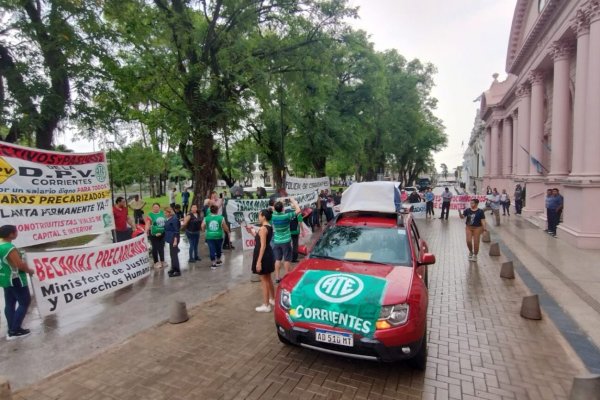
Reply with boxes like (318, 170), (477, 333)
(226, 190), (318, 228)
(408, 202), (427, 219)
(285, 175), (330, 195)
(0, 142), (113, 247)
(28, 235), (151, 316)
(241, 224), (259, 251)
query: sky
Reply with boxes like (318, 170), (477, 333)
(61, 0), (517, 172)
(348, 0), (516, 171)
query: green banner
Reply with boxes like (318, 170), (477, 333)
(289, 270), (387, 337)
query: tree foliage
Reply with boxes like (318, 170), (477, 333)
(1, 0), (447, 196)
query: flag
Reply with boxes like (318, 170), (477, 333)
(530, 156), (544, 174)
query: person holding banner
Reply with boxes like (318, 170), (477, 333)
(164, 207), (182, 277)
(249, 209), (276, 312)
(202, 205), (230, 270)
(459, 199), (487, 262)
(145, 203), (167, 269)
(425, 188), (435, 218)
(113, 197), (136, 243)
(272, 198), (301, 283)
(0, 225), (35, 340)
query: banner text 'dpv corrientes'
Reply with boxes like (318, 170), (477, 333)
(0, 142), (114, 247)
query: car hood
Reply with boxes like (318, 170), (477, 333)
(283, 258), (414, 305)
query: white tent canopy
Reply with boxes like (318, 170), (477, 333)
(339, 182), (401, 214)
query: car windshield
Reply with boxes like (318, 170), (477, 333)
(310, 225), (411, 266)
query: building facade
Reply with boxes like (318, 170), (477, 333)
(475, 0), (600, 249)
(462, 109), (486, 194)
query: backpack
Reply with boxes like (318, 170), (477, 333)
(289, 214), (299, 231)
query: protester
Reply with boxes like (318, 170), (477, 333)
(112, 197), (136, 242)
(459, 199), (487, 262)
(272, 197), (301, 283)
(490, 188), (501, 225)
(324, 189), (334, 222)
(486, 186), (493, 195)
(547, 188), (564, 237)
(439, 187), (452, 220)
(173, 204), (184, 221)
(168, 187), (177, 209)
(425, 188), (435, 218)
(181, 188), (190, 214)
(333, 189), (343, 206)
(128, 194), (146, 224)
(289, 209), (303, 263)
(164, 207), (181, 277)
(181, 204), (202, 263)
(248, 209), (276, 312)
(0, 225), (35, 340)
(555, 188), (564, 227)
(514, 184), (523, 215)
(408, 190), (421, 203)
(145, 203), (167, 269)
(317, 190), (328, 224)
(544, 188), (553, 234)
(202, 204), (230, 269)
(500, 189), (511, 216)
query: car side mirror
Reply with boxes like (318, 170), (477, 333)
(420, 253), (436, 265)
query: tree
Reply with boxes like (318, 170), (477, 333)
(0, 0), (112, 148)
(440, 163), (448, 179)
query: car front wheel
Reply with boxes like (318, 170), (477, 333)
(410, 328), (428, 370)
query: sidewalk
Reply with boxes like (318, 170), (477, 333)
(487, 212), (600, 372)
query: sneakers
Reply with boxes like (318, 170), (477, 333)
(216, 259), (223, 266)
(468, 253), (474, 261)
(210, 264), (217, 270)
(269, 298), (276, 306)
(194, 257), (201, 261)
(7, 328), (31, 341)
(188, 259), (196, 263)
(472, 254), (478, 261)
(255, 304), (272, 313)
(168, 270), (181, 277)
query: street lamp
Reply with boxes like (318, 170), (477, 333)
(106, 141), (115, 205)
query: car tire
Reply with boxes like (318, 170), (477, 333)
(410, 328), (428, 371)
(277, 332), (292, 346)
(424, 267), (429, 288)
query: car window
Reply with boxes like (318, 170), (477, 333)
(310, 225), (411, 266)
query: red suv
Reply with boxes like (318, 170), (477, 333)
(274, 210), (435, 369)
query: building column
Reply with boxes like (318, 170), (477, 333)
(529, 70), (545, 176)
(484, 127), (492, 177)
(549, 40), (573, 177)
(490, 119), (501, 176)
(516, 85), (531, 177)
(512, 111), (519, 176)
(570, 8), (590, 176)
(502, 117), (513, 176)
(583, 2), (600, 176)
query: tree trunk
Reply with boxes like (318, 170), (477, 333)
(192, 135), (217, 207)
(311, 156), (327, 177)
(272, 164), (284, 190)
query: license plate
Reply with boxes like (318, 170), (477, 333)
(315, 329), (354, 347)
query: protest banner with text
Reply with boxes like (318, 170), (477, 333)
(285, 175), (330, 195)
(226, 190), (318, 229)
(0, 142), (113, 247)
(28, 235), (151, 316)
(433, 194), (488, 210)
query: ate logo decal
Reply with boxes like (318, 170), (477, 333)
(314, 273), (364, 303)
(0, 157), (16, 184)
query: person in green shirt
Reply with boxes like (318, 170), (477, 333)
(272, 197), (300, 283)
(201, 205), (230, 269)
(0, 225), (35, 340)
(145, 202), (167, 269)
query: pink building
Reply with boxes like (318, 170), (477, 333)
(477, 0), (600, 249)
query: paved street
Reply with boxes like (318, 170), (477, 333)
(8, 214), (592, 400)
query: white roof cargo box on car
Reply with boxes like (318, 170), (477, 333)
(339, 181), (401, 214)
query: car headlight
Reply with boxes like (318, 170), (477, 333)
(378, 304), (409, 327)
(280, 289), (291, 310)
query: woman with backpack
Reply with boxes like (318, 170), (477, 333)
(182, 204), (202, 263)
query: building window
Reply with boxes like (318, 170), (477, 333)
(538, 0), (547, 12)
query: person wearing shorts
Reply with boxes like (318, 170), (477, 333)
(271, 197), (301, 283)
(459, 198), (487, 262)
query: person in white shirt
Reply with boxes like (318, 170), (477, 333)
(500, 189), (510, 216)
(490, 188), (501, 225)
(168, 187), (177, 208)
(439, 187), (453, 220)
